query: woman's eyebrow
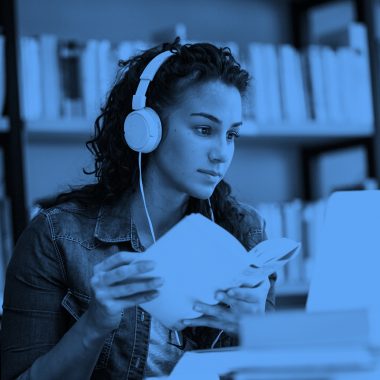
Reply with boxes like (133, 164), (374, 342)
(190, 112), (242, 128)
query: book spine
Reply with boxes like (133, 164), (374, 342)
(263, 44), (282, 123)
(320, 46), (343, 124)
(97, 39), (113, 107)
(39, 34), (61, 120)
(20, 37), (43, 121)
(278, 45), (307, 122)
(59, 40), (83, 118)
(306, 45), (328, 122)
(81, 39), (100, 119)
(248, 43), (269, 123)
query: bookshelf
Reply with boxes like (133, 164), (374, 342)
(2, 0), (380, 308)
(25, 119), (94, 142)
(24, 118), (375, 143)
(240, 120), (374, 139)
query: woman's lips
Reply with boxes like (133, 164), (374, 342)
(197, 169), (222, 178)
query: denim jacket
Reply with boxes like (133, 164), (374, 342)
(1, 194), (276, 380)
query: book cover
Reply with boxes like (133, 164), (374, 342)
(278, 45), (307, 122)
(305, 45), (328, 122)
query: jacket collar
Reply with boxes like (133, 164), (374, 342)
(94, 189), (142, 248)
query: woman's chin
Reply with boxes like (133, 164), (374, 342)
(188, 185), (217, 200)
(190, 188), (214, 200)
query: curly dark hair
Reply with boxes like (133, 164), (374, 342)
(39, 37), (252, 246)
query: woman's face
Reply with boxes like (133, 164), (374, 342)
(149, 80), (243, 199)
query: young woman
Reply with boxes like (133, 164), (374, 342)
(1, 38), (276, 380)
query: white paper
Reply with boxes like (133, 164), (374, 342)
(131, 213), (300, 329)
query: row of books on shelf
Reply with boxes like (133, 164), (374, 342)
(245, 22), (373, 127)
(255, 198), (327, 293)
(256, 178), (377, 295)
(0, 22), (374, 133)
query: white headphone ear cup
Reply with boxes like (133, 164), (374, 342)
(124, 107), (162, 153)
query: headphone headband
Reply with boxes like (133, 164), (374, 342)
(132, 50), (175, 110)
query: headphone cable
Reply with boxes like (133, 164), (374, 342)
(138, 152), (156, 244)
(138, 153), (182, 346)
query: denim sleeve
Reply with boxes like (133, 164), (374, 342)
(0, 213), (68, 380)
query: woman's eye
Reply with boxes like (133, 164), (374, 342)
(195, 126), (211, 136)
(227, 130), (240, 141)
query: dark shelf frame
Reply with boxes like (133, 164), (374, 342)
(355, 0), (380, 182)
(0, 0), (28, 243)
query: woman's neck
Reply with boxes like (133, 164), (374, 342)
(129, 184), (189, 247)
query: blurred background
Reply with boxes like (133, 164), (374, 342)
(1, 0), (380, 311)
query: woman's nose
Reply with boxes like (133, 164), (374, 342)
(208, 143), (229, 163)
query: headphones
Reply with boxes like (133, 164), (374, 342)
(124, 50), (175, 153)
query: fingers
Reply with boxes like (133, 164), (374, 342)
(98, 260), (157, 286)
(220, 278), (271, 303)
(90, 254), (164, 306)
(104, 277), (164, 298)
(88, 253), (161, 334)
(114, 289), (160, 305)
(226, 288), (263, 303)
(214, 281), (269, 314)
(91, 289), (160, 324)
(215, 292), (260, 314)
(192, 302), (236, 322)
(94, 251), (149, 272)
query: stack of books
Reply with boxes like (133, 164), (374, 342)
(164, 310), (380, 380)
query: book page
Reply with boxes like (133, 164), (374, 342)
(131, 213), (300, 329)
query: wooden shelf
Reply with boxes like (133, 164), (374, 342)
(24, 118), (375, 144)
(240, 120), (374, 144)
(25, 118), (95, 142)
(25, 118), (94, 132)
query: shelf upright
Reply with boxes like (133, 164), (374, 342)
(289, 0), (314, 202)
(355, 0), (380, 183)
(0, 0), (28, 243)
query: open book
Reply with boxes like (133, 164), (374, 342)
(132, 213), (300, 329)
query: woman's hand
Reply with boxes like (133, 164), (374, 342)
(180, 278), (270, 335)
(86, 251), (163, 335)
